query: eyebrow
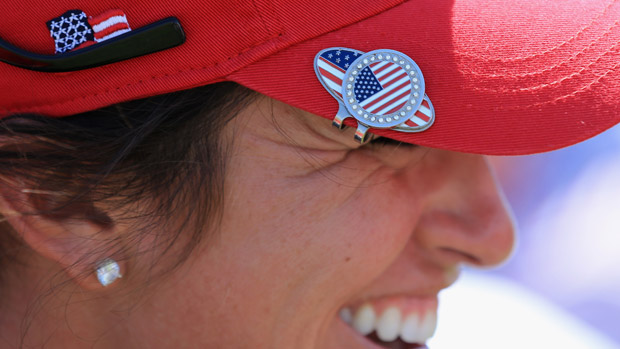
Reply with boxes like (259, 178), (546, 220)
(0, 17), (185, 72)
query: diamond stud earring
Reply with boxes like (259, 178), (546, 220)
(96, 258), (122, 287)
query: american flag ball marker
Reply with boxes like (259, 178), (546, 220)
(341, 50), (425, 128)
(314, 47), (435, 141)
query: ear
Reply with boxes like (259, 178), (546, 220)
(0, 178), (125, 290)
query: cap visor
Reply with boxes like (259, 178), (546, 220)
(229, 0), (620, 155)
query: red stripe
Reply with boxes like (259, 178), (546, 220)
(88, 9), (126, 26)
(415, 110), (431, 122)
(404, 103), (432, 126)
(405, 119), (419, 127)
(94, 23), (130, 40)
(378, 71), (407, 87)
(366, 85), (411, 114)
(319, 57), (345, 73)
(318, 67), (342, 86)
(362, 80), (410, 110)
(371, 62), (395, 76)
(403, 100), (432, 126)
(414, 100), (432, 122)
(383, 102), (408, 115)
(382, 90), (412, 114)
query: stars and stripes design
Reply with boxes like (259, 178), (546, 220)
(88, 9), (131, 42)
(399, 95), (434, 129)
(316, 49), (361, 99)
(46, 10), (94, 53)
(355, 61), (411, 116)
(46, 9), (132, 54)
(315, 47), (435, 136)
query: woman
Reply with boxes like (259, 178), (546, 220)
(0, 0), (618, 348)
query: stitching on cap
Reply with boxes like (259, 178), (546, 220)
(476, 59), (619, 111)
(6, 33), (283, 113)
(450, 0), (617, 62)
(467, 46), (620, 110)
(251, 0), (271, 34)
(544, 58), (620, 105)
(251, 0), (284, 36)
(457, 15), (620, 79)
(470, 39), (619, 94)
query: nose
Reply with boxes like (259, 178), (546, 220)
(414, 151), (516, 268)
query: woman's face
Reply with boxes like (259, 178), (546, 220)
(134, 96), (516, 348)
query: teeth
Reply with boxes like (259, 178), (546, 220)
(418, 311), (437, 342)
(400, 313), (420, 343)
(376, 306), (401, 341)
(339, 307), (353, 325)
(400, 312), (438, 343)
(345, 302), (438, 344)
(352, 303), (375, 335)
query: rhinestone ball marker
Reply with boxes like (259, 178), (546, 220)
(342, 49), (425, 129)
(313, 47), (435, 142)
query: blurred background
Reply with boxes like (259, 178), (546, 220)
(430, 124), (620, 348)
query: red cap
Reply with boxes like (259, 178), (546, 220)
(1, 0), (619, 155)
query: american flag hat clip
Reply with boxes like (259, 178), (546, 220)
(314, 48), (435, 143)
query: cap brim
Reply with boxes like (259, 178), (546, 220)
(229, 0), (620, 155)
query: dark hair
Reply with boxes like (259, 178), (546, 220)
(0, 82), (257, 284)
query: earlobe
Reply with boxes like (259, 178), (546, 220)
(0, 180), (125, 290)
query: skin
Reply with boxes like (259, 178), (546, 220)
(0, 95), (515, 348)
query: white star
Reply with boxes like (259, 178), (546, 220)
(344, 63), (350, 68)
(328, 53), (333, 58)
(353, 52), (359, 56)
(335, 58), (341, 63)
(345, 55), (350, 60)
(336, 50), (341, 55)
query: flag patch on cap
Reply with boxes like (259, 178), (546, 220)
(88, 10), (131, 43)
(46, 9), (132, 54)
(46, 10), (94, 53)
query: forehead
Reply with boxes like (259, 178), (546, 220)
(231, 95), (364, 151)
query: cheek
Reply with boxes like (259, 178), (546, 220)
(226, 164), (424, 302)
(188, 159), (425, 342)
(328, 175), (425, 290)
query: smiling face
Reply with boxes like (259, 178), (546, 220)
(127, 95), (516, 348)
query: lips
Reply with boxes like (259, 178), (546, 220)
(339, 296), (438, 348)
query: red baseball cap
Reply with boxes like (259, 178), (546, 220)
(1, 0), (619, 155)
